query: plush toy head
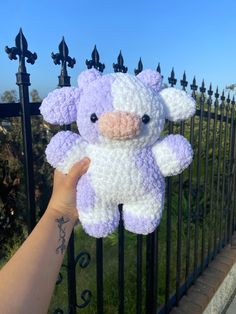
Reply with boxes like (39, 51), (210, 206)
(40, 69), (195, 237)
(41, 69), (195, 149)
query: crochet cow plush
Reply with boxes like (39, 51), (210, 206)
(40, 69), (196, 238)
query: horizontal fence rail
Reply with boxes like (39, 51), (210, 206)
(0, 29), (236, 314)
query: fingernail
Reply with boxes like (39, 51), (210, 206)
(81, 157), (90, 164)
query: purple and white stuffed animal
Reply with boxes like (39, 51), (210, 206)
(40, 69), (196, 238)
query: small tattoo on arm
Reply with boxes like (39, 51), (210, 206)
(55, 216), (70, 254)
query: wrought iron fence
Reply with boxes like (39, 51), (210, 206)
(0, 29), (236, 314)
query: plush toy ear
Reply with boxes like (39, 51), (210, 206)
(77, 68), (102, 89)
(137, 69), (162, 93)
(40, 87), (80, 125)
(159, 87), (196, 122)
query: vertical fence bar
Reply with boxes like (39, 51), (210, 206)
(118, 204), (125, 314)
(185, 77), (197, 287)
(153, 229), (158, 312)
(201, 83), (212, 269)
(86, 47), (106, 313)
(176, 119), (184, 304)
(221, 95), (230, 246)
(232, 121), (236, 232)
(67, 232), (77, 314)
(208, 88), (219, 259)
(165, 68), (177, 312)
(146, 233), (154, 314)
(229, 99), (235, 244)
(52, 37), (78, 313)
(193, 80), (205, 281)
(133, 57), (144, 314)
(214, 92), (224, 254)
(137, 234), (143, 314)
(175, 72), (187, 304)
(230, 116), (236, 233)
(145, 230), (158, 314)
(219, 94), (226, 249)
(165, 165), (172, 313)
(96, 239), (104, 314)
(5, 29), (37, 233)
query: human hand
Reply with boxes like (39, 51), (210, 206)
(47, 157), (90, 221)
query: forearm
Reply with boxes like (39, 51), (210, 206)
(0, 208), (77, 314)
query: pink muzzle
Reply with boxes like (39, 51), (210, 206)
(98, 111), (141, 140)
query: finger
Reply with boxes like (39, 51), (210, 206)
(66, 157), (90, 187)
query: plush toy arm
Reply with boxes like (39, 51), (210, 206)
(152, 134), (193, 177)
(46, 131), (87, 174)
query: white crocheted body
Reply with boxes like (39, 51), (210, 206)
(85, 145), (161, 202)
(58, 142), (163, 202)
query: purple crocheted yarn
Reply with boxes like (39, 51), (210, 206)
(123, 211), (162, 234)
(40, 87), (80, 125)
(81, 213), (120, 238)
(134, 147), (165, 195)
(137, 69), (162, 93)
(76, 173), (96, 213)
(77, 69), (102, 89)
(45, 131), (79, 168)
(76, 75), (115, 143)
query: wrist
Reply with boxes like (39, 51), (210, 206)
(45, 206), (78, 225)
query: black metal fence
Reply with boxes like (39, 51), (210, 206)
(1, 29), (236, 314)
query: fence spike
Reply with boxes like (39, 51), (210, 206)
(168, 67), (177, 86)
(113, 50), (128, 73)
(226, 93), (231, 106)
(215, 86), (220, 99)
(51, 37), (76, 87)
(220, 90), (225, 106)
(5, 28), (37, 74)
(180, 71), (188, 90)
(232, 96), (235, 106)
(156, 63), (161, 74)
(134, 58), (143, 75)
(190, 76), (198, 98)
(86, 45), (105, 72)
(208, 83), (213, 96)
(200, 80), (206, 94)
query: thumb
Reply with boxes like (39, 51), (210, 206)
(66, 157), (90, 188)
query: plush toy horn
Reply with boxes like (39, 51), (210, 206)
(137, 69), (163, 93)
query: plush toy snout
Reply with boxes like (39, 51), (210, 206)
(98, 111), (141, 140)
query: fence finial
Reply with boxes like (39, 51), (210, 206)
(232, 96), (235, 106)
(200, 80), (206, 94)
(180, 71), (188, 90)
(51, 37), (76, 87)
(190, 76), (198, 98)
(156, 62), (161, 74)
(208, 83), (213, 96)
(86, 45), (105, 73)
(220, 90), (225, 106)
(113, 50), (128, 73)
(168, 67), (177, 87)
(134, 58), (143, 75)
(5, 28), (37, 77)
(226, 93), (231, 107)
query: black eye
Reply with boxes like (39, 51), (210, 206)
(142, 114), (150, 124)
(90, 113), (98, 123)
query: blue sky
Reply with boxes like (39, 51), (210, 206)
(0, 0), (236, 98)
